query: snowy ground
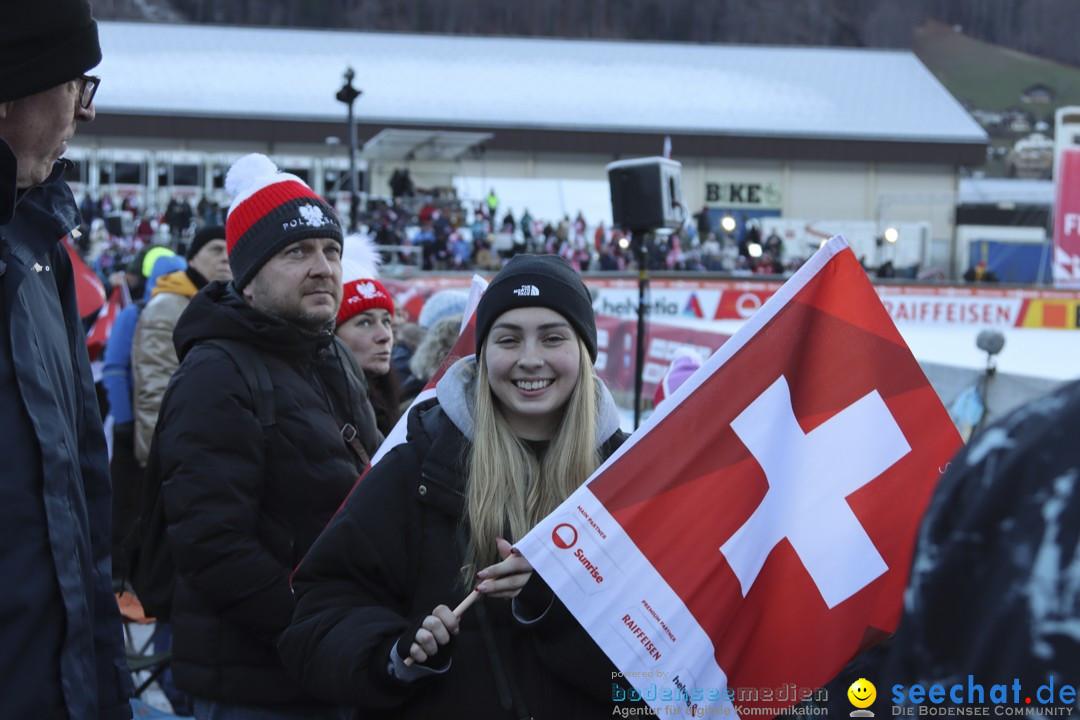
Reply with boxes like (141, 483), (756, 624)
(895, 325), (1079, 382)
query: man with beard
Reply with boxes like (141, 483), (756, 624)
(152, 154), (380, 720)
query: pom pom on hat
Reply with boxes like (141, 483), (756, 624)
(225, 153), (280, 199)
(340, 233), (383, 284)
(224, 153), (343, 289)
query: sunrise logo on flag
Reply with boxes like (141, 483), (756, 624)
(516, 235), (962, 719)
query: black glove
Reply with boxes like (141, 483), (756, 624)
(395, 614), (456, 671)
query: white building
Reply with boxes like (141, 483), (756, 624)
(74, 21), (987, 273)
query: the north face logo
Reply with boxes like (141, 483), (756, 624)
(513, 284), (540, 297)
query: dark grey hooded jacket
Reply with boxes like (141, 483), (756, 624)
(0, 139), (133, 720)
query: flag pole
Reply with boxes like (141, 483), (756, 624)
(402, 590), (480, 667)
(633, 228), (650, 429)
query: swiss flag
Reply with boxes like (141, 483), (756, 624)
(517, 236), (961, 718)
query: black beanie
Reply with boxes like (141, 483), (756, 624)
(475, 254), (597, 362)
(187, 225), (226, 261)
(0, 0), (102, 104)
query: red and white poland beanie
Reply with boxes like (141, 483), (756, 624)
(337, 278), (394, 328)
(224, 153), (343, 288)
(337, 233), (394, 328)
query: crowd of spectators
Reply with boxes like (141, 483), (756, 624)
(355, 190), (801, 277)
(73, 182), (808, 286)
(76, 191), (230, 295)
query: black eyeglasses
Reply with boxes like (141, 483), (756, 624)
(78, 75), (100, 109)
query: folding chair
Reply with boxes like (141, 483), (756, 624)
(115, 591), (172, 699)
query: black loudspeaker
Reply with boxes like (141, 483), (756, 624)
(104, 212), (128, 238)
(606, 157), (683, 230)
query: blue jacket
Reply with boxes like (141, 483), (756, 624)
(102, 253), (185, 425)
(0, 138), (133, 720)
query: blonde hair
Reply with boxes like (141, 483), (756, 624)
(462, 335), (601, 582)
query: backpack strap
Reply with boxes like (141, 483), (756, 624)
(202, 339), (276, 428)
(331, 335), (366, 389)
(327, 336), (371, 468)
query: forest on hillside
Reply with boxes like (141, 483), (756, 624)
(95, 0), (1080, 68)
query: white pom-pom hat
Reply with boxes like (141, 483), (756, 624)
(224, 153), (343, 288)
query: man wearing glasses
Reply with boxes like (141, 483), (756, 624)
(1, 2), (134, 719)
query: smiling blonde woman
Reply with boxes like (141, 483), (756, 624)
(280, 254), (648, 718)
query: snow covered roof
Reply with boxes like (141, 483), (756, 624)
(95, 22), (987, 145)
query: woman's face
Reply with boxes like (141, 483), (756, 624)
(484, 306), (581, 440)
(336, 308), (394, 376)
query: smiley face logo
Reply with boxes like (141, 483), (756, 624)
(848, 678), (876, 709)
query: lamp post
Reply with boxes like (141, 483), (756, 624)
(336, 67), (362, 233)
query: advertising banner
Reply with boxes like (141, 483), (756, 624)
(1052, 147), (1080, 288)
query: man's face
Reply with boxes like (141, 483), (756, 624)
(242, 237), (343, 331)
(0, 79), (95, 189)
(188, 239), (232, 283)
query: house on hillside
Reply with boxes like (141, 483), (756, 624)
(1001, 106), (1035, 134)
(1020, 83), (1056, 104)
(1006, 133), (1053, 178)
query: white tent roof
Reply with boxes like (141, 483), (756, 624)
(95, 22), (987, 144)
(360, 129), (493, 161)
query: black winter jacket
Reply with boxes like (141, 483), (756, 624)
(280, 358), (647, 719)
(883, 378), (1080, 696)
(156, 280), (381, 706)
(0, 141), (133, 720)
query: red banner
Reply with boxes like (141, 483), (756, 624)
(386, 274), (1080, 330)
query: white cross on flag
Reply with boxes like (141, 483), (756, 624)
(515, 236), (962, 718)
